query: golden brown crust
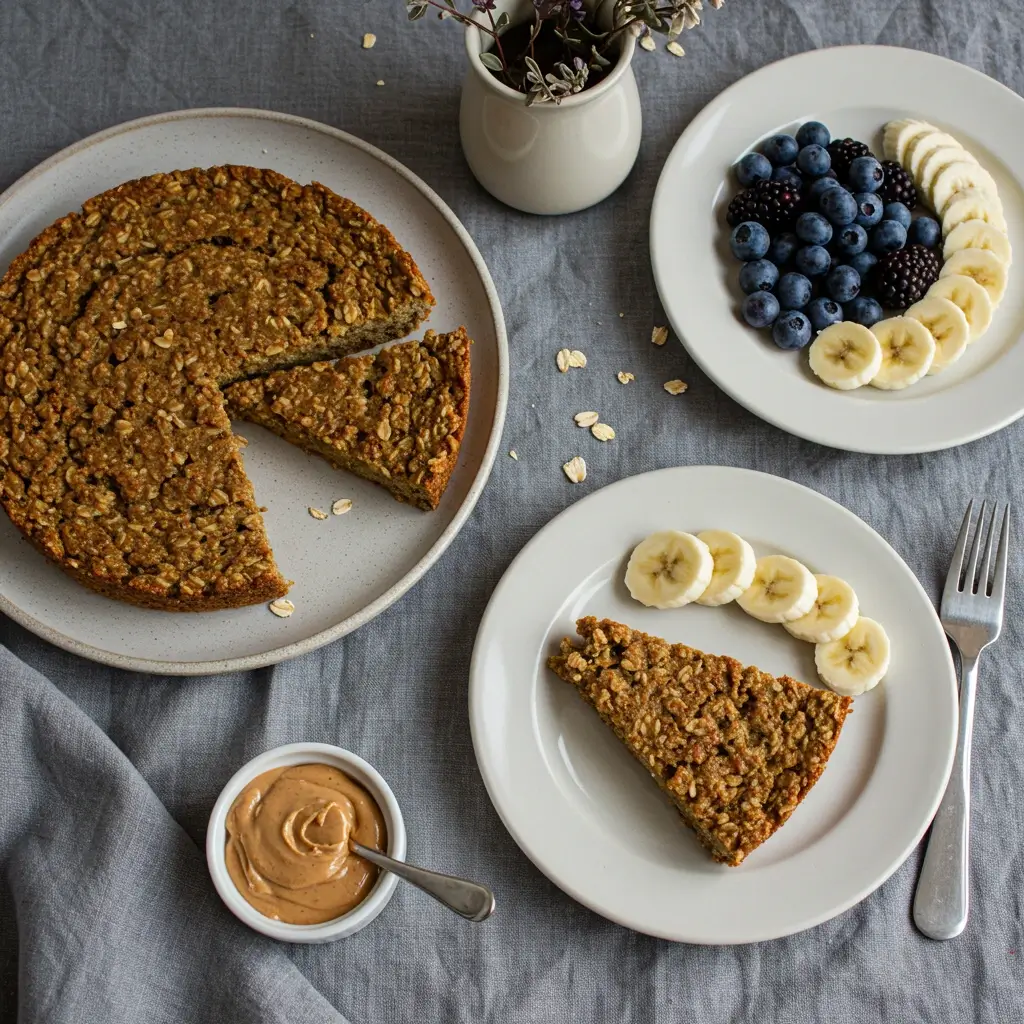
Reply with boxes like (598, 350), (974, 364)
(548, 616), (852, 865)
(224, 329), (471, 511)
(0, 165), (434, 610)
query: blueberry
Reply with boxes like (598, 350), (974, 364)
(883, 202), (912, 229)
(730, 221), (771, 261)
(820, 187), (859, 226)
(796, 121), (831, 149)
(761, 134), (799, 167)
(869, 218), (907, 254)
(771, 165), (803, 187)
(807, 176), (843, 205)
(767, 232), (799, 267)
(742, 291), (780, 329)
(795, 212), (833, 246)
(833, 223), (868, 257)
(776, 272), (812, 310)
(739, 259), (780, 294)
(794, 245), (831, 277)
(853, 192), (884, 228)
(826, 264), (861, 303)
(908, 216), (942, 248)
(772, 310), (813, 350)
(846, 296), (884, 327)
(806, 296), (844, 333)
(847, 251), (878, 280)
(796, 144), (831, 179)
(847, 155), (885, 193)
(735, 152), (772, 188)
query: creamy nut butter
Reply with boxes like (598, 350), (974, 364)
(225, 763), (387, 924)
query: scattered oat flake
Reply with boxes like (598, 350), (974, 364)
(376, 79), (385, 86)
(574, 411), (599, 428)
(269, 598), (295, 618)
(509, 449), (518, 460)
(556, 348), (572, 372)
(332, 499), (353, 516)
(688, 781), (697, 799)
(667, 41), (685, 57)
(651, 325), (669, 346)
(639, 35), (656, 52)
(568, 349), (587, 368)
(664, 379), (689, 395)
(363, 32), (376, 48)
(617, 371), (635, 384)
(308, 506), (329, 520)
(563, 456), (587, 484)
(112, 320), (127, 330)
(591, 423), (616, 442)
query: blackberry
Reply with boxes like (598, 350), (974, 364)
(872, 244), (941, 308)
(879, 160), (918, 208)
(827, 138), (870, 181)
(727, 179), (802, 234)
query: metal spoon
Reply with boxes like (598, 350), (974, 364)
(351, 841), (495, 922)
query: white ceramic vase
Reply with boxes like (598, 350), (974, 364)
(459, 0), (642, 216)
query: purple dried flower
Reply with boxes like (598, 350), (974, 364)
(472, 0), (497, 9)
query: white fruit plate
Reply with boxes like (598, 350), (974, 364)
(469, 466), (957, 943)
(651, 45), (1024, 453)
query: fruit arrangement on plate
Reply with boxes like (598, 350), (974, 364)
(727, 119), (1011, 392)
(623, 529), (890, 697)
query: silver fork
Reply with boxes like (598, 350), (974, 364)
(913, 500), (1010, 940)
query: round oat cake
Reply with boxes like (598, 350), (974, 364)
(0, 165), (434, 610)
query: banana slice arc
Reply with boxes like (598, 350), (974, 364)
(736, 555), (818, 624)
(884, 119), (935, 164)
(942, 188), (1007, 236)
(869, 317), (936, 390)
(784, 575), (860, 644)
(695, 530), (757, 607)
(943, 219), (1012, 266)
(931, 162), (998, 217)
(940, 247), (1009, 307)
(906, 130), (962, 180)
(926, 274), (993, 341)
(808, 322), (883, 391)
(625, 531), (714, 609)
(815, 617), (891, 696)
(905, 296), (971, 373)
(913, 140), (974, 190)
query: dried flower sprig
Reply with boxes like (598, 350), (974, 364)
(405, 0), (725, 103)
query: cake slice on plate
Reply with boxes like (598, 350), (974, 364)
(548, 616), (853, 866)
(224, 328), (471, 511)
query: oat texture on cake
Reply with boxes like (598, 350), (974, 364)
(548, 616), (853, 865)
(0, 166), (435, 610)
(224, 328), (471, 511)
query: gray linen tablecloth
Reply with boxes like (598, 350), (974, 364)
(2, 1), (1023, 1021)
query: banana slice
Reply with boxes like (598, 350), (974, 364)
(815, 617), (891, 696)
(736, 555), (817, 624)
(940, 248), (1009, 306)
(942, 219), (1012, 266)
(808, 322), (883, 391)
(868, 317), (936, 390)
(931, 162), (998, 217)
(625, 531), (714, 609)
(942, 188), (1007, 236)
(695, 530), (757, 607)
(784, 575), (860, 644)
(916, 145), (979, 194)
(883, 119), (935, 164)
(905, 130), (969, 177)
(905, 296), (971, 373)
(926, 274), (993, 341)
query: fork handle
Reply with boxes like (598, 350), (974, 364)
(913, 651), (978, 940)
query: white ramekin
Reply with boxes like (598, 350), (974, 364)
(206, 742), (406, 942)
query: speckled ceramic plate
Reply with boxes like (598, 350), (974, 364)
(470, 467), (957, 943)
(651, 46), (1024, 453)
(0, 108), (508, 674)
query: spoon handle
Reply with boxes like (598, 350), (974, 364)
(351, 842), (495, 922)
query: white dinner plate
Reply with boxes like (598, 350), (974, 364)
(0, 108), (507, 674)
(470, 466), (957, 943)
(651, 46), (1024, 453)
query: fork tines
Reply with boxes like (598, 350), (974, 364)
(946, 500), (1010, 601)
